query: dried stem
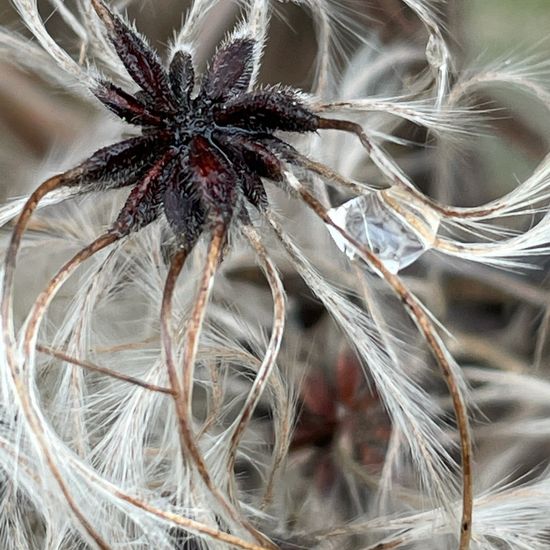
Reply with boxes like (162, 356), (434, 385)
(37, 344), (174, 394)
(160, 231), (277, 549)
(1, 174), (67, 335)
(288, 149), (390, 194)
(2, 226), (116, 548)
(181, 224), (225, 417)
(317, 116), (501, 220)
(272, 178), (473, 550)
(73, 458), (273, 550)
(229, 224), (285, 495)
(22, 233), (119, 361)
(362, 539), (407, 550)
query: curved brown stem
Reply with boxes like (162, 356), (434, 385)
(180, 224), (225, 417)
(229, 225), (285, 500)
(287, 149), (390, 194)
(1, 174), (67, 336)
(22, 233), (119, 361)
(271, 179), (473, 550)
(317, 116), (501, 220)
(71, 452), (274, 550)
(3, 229), (118, 549)
(160, 234), (277, 549)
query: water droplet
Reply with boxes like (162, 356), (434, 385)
(327, 190), (440, 274)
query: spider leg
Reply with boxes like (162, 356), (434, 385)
(201, 38), (255, 101)
(91, 0), (176, 112)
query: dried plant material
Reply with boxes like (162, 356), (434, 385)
(0, 1), (549, 549)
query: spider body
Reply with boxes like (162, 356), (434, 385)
(81, 0), (324, 250)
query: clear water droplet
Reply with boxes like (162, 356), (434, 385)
(327, 191), (440, 274)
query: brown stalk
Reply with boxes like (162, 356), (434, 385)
(37, 344), (174, 394)
(317, 117), (501, 220)
(289, 150), (390, 194)
(227, 225), (286, 495)
(0, 175), (112, 548)
(160, 231), (278, 550)
(180, 225), (226, 417)
(79, 465), (273, 550)
(363, 539), (407, 550)
(22, 234), (119, 361)
(1, 226), (113, 550)
(1, 174), (67, 332)
(271, 180), (473, 550)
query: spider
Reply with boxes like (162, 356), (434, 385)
(0, 1), (387, 547)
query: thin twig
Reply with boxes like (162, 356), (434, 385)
(1, 190), (114, 548)
(317, 116), (501, 220)
(231, 224), (286, 503)
(74, 458), (273, 550)
(22, 233), (119, 361)
(288, 149), (390, 194)
(160, 234), (278, 549)
(1, 174), (67, 333)
(37, 344), (174, 394)
(275, 178), (473, 550)
(362, 539), (407, 550)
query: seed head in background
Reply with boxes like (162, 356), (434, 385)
(1, 1), (550, 549)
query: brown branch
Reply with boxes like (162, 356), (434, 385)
(281, 180), (473, 550)
(160, 234), (278, 550)
(37, 344), (174, 394)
